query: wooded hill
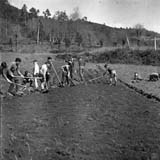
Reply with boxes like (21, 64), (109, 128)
(0, 0), (160, 50)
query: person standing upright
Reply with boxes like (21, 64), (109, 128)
(40, 62), (50, 92)
(78, 56), (86, 81)
(68, 56), (74, 79)
(33, 60), (40, 90)
(45, 57), (53, 86)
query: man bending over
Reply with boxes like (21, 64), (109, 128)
(0, 62), (16, 96)
(103, 63), (117, 86)
(9, 58), (24, 95)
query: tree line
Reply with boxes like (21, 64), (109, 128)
(0, 0), (159, 51)
(0, 0), (88, 49)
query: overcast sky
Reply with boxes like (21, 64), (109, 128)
(9, 0), (160, 33)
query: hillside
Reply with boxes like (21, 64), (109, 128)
(0, 0), (160, 52)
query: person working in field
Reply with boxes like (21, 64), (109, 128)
(103, 63), (117, 86)
(78, 56), (86, 81)
(68, 56), (74, 79)
(33, 60), (40, 90)
(0, 62), (15, 96)
(61, 62), (70, 86)
(9, 58), (24, 95)
(131, 72), (143, 83)
(23, 70), (33, 87)
(40, 62), (50, 93)
(0, 61), (23, 96)
(61, 61), (75, 86)
(45, 57), (53, 87)
(149, 72), (159, 81)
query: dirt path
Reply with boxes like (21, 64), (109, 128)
(1, 82), (160, 160)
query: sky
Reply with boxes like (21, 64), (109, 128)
(9, 0), (160, 33)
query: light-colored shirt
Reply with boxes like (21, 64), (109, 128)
(33, 62), (40, 75)
(40, 64), (48, 76)
(61, 64), (70, 73)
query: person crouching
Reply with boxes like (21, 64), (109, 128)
(23, 71), (33, 87)
(149, 72), (159, 81)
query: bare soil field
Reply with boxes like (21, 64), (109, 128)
(2, 82), (160, 160)
(1, 53), (160, 160)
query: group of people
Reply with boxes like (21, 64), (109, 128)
(0, 54), (118, 96)
(0, 57), (52, 96)
(0, 56), (87, 96)
(132, 71), (160, 83)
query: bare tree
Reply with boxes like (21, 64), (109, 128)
(20, 4), (28, 25)
(37, 19), (43, 44)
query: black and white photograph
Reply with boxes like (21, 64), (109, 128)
(1, 0), (160, 159)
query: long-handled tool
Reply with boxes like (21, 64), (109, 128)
(6, 80), (26, 87)
(13, 76), (42, 79)
(51, 62), (61, 84)
(7, 82), (27, 95)
(88, 75), (104, 82)
(76, 75), (104, 86)
(13, 82), (26, 87)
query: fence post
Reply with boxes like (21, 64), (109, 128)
(154, 37), (157, 51)
(126, 35), (130, 49)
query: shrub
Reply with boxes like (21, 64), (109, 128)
(89, 49), (160, 65)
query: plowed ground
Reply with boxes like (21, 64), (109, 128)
(2, 81), (160, 160)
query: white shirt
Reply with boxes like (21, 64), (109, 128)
(40, 64), (48, 77)
(112, 70), (117, 76)
(61, 64), (70, 72)
(33, 62), (40, 75)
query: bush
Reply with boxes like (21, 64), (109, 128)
(87, 49), (160, 65)
(55, 48), (160, 66)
